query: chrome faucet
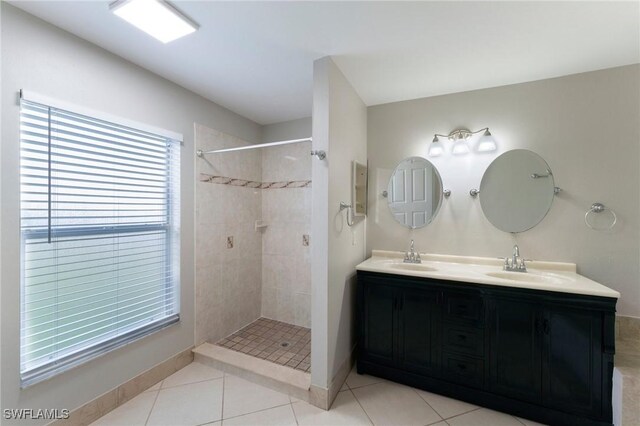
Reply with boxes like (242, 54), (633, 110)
(404, 239), (422, 264)
(501, 244), (528, 272)
(512, 244), (520, 268)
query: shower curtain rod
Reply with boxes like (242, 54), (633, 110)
(196, 137), (312, 157)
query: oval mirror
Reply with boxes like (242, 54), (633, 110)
(479, 149), (555, 233)
(387, 156), (444, 229)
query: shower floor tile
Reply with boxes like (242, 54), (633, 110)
(215, 318), (311, 373)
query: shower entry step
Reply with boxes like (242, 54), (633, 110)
(216, 317), (311, 372)
(193, 318), (315, 406)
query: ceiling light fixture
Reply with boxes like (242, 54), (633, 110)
(428, 127), (497, 156)
(110, 0), (199, 44)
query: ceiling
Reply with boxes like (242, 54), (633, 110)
(10, 1), (640, 125)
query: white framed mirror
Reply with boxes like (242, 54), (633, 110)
(479, 149), (555, 233)
(387, 156), (444, 229)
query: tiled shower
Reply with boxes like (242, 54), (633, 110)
(195, 123), (312, 372)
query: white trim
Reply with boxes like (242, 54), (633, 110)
(20, 89), (184, 142)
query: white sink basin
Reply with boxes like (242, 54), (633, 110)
(485, 271), (570, 285)
(390, 263), (438, 272)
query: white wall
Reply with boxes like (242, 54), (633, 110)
(0, 4), (261, 422)
(311, 57), (367, 389)
(261, 117), (312, 143)
(367, 65), (640, 317)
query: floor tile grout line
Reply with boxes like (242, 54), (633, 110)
(411, 386), (482, 421)
(443, 406), (481, 420)
(289, 400), (300, 426)
(160, 375), (224, 391)
(195, 421), (219, 426)
(143, 387), (161, 426)
(439, 406), (482, 422)
(349, 388), (375, 426)
(220, 373), (226, 422)
(221, 402), (294, 422)
(346, 379), (386, 391)
(409, 386), (444, 423)
(514, 415), (528, 425)
(348, 375), (493, 423)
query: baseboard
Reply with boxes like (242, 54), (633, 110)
(328, 345), (355, 406)
(49, 347), (193, 426)
(309, 345), (356, 410)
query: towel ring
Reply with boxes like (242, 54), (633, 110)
(584, 203), (617, 231)
(339, 202), (354, 227)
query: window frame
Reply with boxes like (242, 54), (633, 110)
(19, 91), (182, 387)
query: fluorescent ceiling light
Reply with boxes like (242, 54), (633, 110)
(110, 0), (198, 43)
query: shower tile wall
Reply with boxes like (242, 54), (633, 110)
(195, 124), (262, 344)
(261, 143), (312, 327)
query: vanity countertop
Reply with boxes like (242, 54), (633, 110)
(357, 250), (620, 299)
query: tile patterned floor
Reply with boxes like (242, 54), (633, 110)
(91, 361), (548, 426)
(214, 318), (311, 372)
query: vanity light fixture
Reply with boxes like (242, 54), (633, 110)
(110, 0), (199, 43)
(428, 127), (497, 156)
(476, 129), (498, 153)
(427, 136), (444, 157)
(451, 131), (471, 155)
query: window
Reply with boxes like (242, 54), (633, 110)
(19, 94), (181, 386)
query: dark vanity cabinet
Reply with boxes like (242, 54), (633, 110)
(542, 306), (605, 416)
(357, 271), (617, 426)
(360, 277), (439, 375)
(488, 297), (542, 403)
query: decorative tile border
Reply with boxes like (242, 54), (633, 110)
(199, 173), (311, 189)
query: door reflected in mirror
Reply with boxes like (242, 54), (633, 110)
(387, 156), (444, 229)
(479, 149), (555, 233)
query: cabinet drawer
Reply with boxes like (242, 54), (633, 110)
(443, 353), (484, 389)
(444, 294), (484, 325)
(443, 324), (484, 357)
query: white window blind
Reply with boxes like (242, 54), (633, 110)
(19, 97), (181, 386)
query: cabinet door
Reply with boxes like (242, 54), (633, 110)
(361, 283), (397, 366)
(542, 307), (603, 418)
(398, 288), (439, 375)
(488, 297), (542, 403)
